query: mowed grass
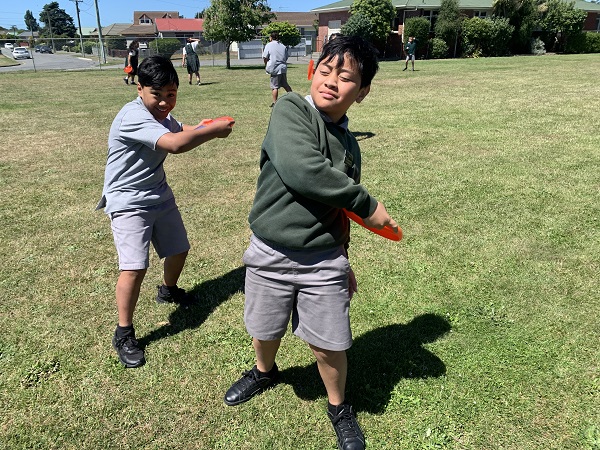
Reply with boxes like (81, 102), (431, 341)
(0, 54), (599, 449)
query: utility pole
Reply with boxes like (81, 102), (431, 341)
(93, 0), (106, 63)
(46, 11), (56, 53)
(70, 0), (85, 57)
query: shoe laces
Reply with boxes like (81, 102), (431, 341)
(116, 335), (139, 349)
(333, 407), (360, 438)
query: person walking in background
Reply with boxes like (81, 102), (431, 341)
(182, 37), (201, 85)
(123, 40), (140, 85)
(262, 31), (292, 107)
(403, 36), (417, 71)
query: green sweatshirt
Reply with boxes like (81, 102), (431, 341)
(249, 93), (378, 250)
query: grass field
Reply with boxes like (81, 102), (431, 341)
(0, 54), (599, 449)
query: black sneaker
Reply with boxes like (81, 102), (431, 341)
(224, 364), (279, 406)
(112, 333), (145, 368)
(328, 404), (365, 450)
(402, 67), (407, 71)
(156, 284), (192, 305)
(123, 77), (129, 84)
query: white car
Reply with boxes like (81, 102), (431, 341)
(12, 47), (31, 60)
(4, 43), (14, 49)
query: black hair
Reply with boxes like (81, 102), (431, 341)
(317, 35), (379, 88)
(128, 40), (138, 50)
(270, 31), (280, 40)
(137, 55), (179, 89)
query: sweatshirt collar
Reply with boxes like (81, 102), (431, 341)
(304, 95), (349, 130)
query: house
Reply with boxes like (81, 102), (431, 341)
(312, 0), (600, 53)
(120, 11), (180, 43)
(155, 18), (203, 39)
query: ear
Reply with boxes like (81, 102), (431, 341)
(355, 85), (370, 104)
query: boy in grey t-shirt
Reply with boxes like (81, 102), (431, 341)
(262, 31), (292, 106)
(98, 55), (234, 368)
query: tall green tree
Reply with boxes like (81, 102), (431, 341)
(348, 0), (395, 46)
(341, 13), (376, 41)
(24, 10), (40, 32)
(204, 0), (274, 69)
(261, 21), (301, 47)
(493, 0), (538, 53)
(39, 2), (77, 37)
(434, 0), (462, 56)
(537, 0), (586, 52)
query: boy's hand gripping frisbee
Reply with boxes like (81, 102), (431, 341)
(344, 209), (402, 241)
(307, 60), (315, 80)
(195, 116), (235, 129)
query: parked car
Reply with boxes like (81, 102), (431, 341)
(12, 47), (31, 60)
(4, 43), (14, 49)
(37, 45), (53, 54)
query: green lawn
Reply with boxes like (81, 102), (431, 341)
(0, 54), (599, 449)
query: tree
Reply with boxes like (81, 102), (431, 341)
(403, 16), (430, 53)
(39, 2), (77, 37)
(348, 0), (395, 46)
(341, 13), (376, 42)
(24, 10), (40, 32)
(493, 0), (538, 53)
(434, 0), (462, 56)
(204, 0), (274, 69)
(537, 0), (586, 52)
(261, 21), (301, 47)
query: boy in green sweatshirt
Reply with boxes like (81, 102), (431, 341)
(223, 36), (398, 450)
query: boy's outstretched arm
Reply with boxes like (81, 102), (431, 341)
(156, 119), (234, 154)
(363, 201), (399, 232)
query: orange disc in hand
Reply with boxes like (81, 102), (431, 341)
(308, 60), (315, 80)
(344, 209), (402, 241)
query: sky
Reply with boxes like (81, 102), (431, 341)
(0, 0), (330, 31)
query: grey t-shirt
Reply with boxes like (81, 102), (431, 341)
(262, 40), (288, 75)
(97, 96), (183, 214)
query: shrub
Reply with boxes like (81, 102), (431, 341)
(153, 38), (183, 58)
(82, 40), (96, 55)
(584, 32), (600, 53)
(461, 17), (514, 57)
(403, 17), (431, 55)
(530, 37), (546, 55)
(261, 21), (301, 47)
(430, 37), (449, 58)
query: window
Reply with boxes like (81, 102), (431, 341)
(422, 10), (438, 30)
(596, 17), (600, 31)
(139, 16), (152, 24)
(473, 10), (488, 18)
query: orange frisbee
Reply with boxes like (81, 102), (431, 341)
(196, 116), (235, 129)
(307, 59), (314, 80)
(344, 209), (402, 241)
(123, 65), (133, 74)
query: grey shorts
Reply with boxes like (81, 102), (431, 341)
(406, 54), (415, 61)
(243, 234), (352, 351)
(270, 72), (289, 90)
(110, 198), (190, 270)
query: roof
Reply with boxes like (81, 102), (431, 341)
(155, 18), (204, 32)
(77, 27), (97, 36)
(100, 23), (133, 36)
(272, 12), (319, 26)
(121, 24), (157, 36)
(312, 0), (600, 11)
(133, 11), (179, 21)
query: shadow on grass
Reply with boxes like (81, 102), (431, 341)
(138, 266), (245, 347)
(352, 131), (375, 141)
(279, 313), (450, 414)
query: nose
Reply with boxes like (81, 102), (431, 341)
(324, 72), (337, 89)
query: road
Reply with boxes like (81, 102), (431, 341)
(0, 47), (314, 73)
(0, 47), (105, 72)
